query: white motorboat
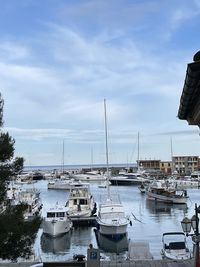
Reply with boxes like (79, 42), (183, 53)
(169, 177), (200, 189)
(71, 170), (106, 182)
(161, 232), (192, 260)
(96, 194), (129, 238)
(18, 188), (43, 221)
(43, 204), (72, 237)
(47, 178), (75, 190)
(96, 99), (129, 239)
(6, 182), (22, 205)
(98, 181), (107, 188)
(146, 180), (188, 204)
(66, 182), (96, 218)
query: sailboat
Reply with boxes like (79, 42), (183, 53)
(109, 132), (149, 185)
(96, 99), (129, 239)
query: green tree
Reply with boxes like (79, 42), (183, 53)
(0, 93), (42, 261)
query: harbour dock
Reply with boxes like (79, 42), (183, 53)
(70, 215), (97, 227)
(0, 259), (194, 267)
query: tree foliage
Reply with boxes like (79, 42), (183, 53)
(0, 93), (41, 261)
(0, 205), (42, 261)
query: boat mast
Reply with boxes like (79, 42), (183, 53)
(91, 147), (93, 171)
(62, 140), (65, 174)
(104, 99), (110, 197)
(170, 137), (174, 175)
(137, 132), (140, 172)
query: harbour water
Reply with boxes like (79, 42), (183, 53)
(22, 179), (200, 262)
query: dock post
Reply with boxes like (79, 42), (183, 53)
(87, 245), (100, 267)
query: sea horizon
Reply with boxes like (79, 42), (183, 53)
(24, 162), (137, 172)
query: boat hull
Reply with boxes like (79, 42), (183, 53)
(109, 178), (145, 185)
(146, 191), (188, 204)
(43, 219), (72, 237)
(98, 223), (127, 235)
(161, 249), (192, 260)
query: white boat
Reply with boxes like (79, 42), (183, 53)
(47, 178), (75, 190)
(71, 170), (106, 182)
(161, 232), (192, 260)
(170, 178), (200, 189)
(15, 173), (35, 184)
(96, 99), (129, 239)
(43, 204), (72, 237)
(6, 182), (22, 205)
(66, 182), (96, 218)
(98, 181), (107, 188)
(146, 180), (188, 204)
(18, 188), (43, 221)
(97, 194), (129, 238)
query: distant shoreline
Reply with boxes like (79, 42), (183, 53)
(24, 163), (137, 172)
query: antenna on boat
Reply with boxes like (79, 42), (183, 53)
(104, 99), (110, 198)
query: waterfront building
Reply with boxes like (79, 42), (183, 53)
(172, 156), (198, 175)
(160, 161), (172, 175)
(138, 160), (160, 170)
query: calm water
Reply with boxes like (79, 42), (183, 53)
(22, 180), (200, 261)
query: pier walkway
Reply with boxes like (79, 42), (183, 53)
(0, 259), (194, 267)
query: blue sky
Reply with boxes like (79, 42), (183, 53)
(1, 0), (200, 166)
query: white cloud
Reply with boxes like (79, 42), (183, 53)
(0, 0), (200, 165)
(0, 41), (30, 60)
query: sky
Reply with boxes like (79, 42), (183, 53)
(1, 0), (200, 167)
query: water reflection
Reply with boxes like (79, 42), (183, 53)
(32, 181), (198, 260)
(71, 227), (94, 247)
(95, 230), (128, 253)
(146, 200), (188, 216)
(41, 232), (71, 254)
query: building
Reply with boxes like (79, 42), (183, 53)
(160, 161), (172, 175)
(138, 160), (161, 170)
(172, 156), (198, 175)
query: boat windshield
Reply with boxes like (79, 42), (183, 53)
(100, 212), (125, 219)
(47, 212), (65, 218)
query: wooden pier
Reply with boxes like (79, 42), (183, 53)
(70, 215), (97, 227)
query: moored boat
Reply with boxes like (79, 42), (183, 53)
(96, 99), (129, 239)
(47, 178), (75, 190)
(146, 180), (188, 204)
(18, 188), (43, 221)
(109, 173), (149, 186)
(161, 232), (192, 260)
(66, 182), (96, 219)
(96, 194), (129, 239)
(43, 204), (72, 237)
